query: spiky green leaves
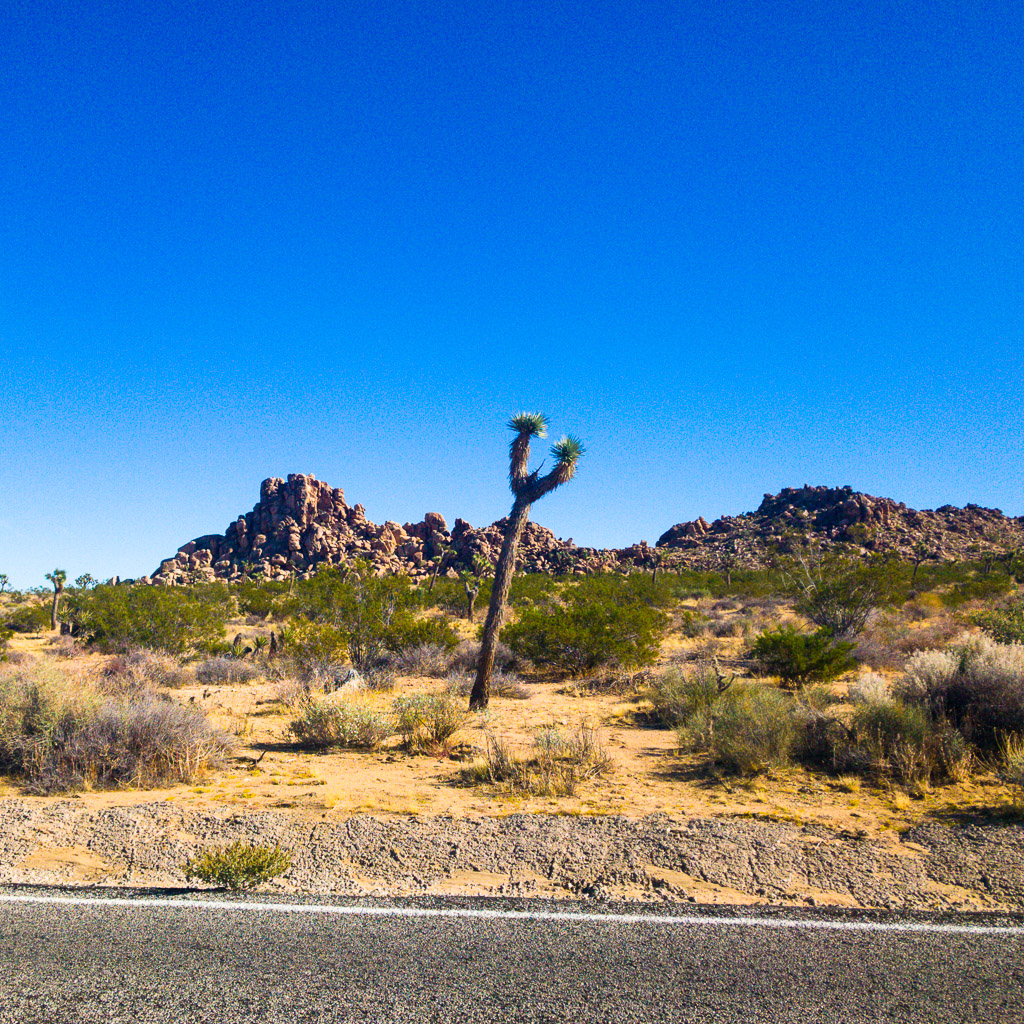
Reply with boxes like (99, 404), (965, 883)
(507, 412), (548, 438)
(550, 435), (585, 466)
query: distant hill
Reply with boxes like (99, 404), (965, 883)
(656, 485), (1024, 569)
(149, 477), (1024, 583)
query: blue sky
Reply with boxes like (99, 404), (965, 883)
(1, 1), (1021, 587)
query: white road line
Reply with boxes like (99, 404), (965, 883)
(0, 893), (1022, 934)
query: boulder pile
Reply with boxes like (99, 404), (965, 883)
(151, 473), (614, 583)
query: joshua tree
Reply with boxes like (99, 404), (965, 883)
(0, 573), (9, 594)
(45, 568), (67, 631)
(426, 541), (455, 594)
(458, 553), (493, 622)
(469, 413), (584, 710)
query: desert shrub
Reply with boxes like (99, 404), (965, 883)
(234, 581), (287, 620)
(288, 698), (392, 750)
(184, 842), (291, 890)
(4, 601), (51, 634)
(973, 602), (1024, 645)
(676, 685), (796, 775)
(444, 669), (529, 700)
(389, 643), (454, 677)
(102, 648), (193, 693)
(387, 616), (460, 654)
(751, 626), (856, 688)
(448, 640), (515, 674)
(0, 625), (11, 661)
(838, 699), (944, 786)
(502, 601), (667, 675)
(675, 610), (709, 638)
(280, 620), (348, 681)
(855, 610), (961, 670)
(465, 723), (612, 797)
(847, 670), (889, 704)
(786, 552), (887, 639)
(74, 584), (230, 656)
(195, 657), (259, 685)
(392, 692), (466, 751)
(0, 665), (230, 792)
(646, 664), (726, 727)
(898, 636), (1024, 748)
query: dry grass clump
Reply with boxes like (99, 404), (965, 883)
(195, 657), (260, 685)
(392, 692), (467, 752)
(444, 669), (530, 700)
(464, 723), (612, 797)
(388, 643), (454, 677)
(288, 697), (392, 751)
(448, 640), (515, 674)
(0, 662), (231, 793)
(102, 648), (194, 693)
(677, 685), (797, 776)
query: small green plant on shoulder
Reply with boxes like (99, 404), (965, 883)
(184, 841), (292, 890)
(750, 625), (856, 688)
(998, 732), (1024, 812)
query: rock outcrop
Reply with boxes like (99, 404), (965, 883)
(152, 473), (613, 583)
(656, 484), (1024, 569)
(151, 477), (1024, 583)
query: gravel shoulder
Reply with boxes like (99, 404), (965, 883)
(1, 800), (1022, 910)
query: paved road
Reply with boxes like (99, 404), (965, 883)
(1, 890), (1022, 1023)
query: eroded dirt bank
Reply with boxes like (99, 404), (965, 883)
(1, 800), (1021, 910)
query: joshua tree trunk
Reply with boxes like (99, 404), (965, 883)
(45, 569), (66, 631)
(472, 500), (530, 705)
(469, 414), (584, 711)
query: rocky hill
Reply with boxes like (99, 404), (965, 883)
(656, 485), (1024, 569)
(149, 477), (1024, 583)
(150, 474), (614, 584)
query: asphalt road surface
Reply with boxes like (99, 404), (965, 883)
(1, 890), (1022, 1023)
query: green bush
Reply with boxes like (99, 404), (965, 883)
(288, 698), (392, 750)
(676, 685), (796, 776)
(751, 626), (856, 688)
(4, 601), (51, 634)
(184, 842), (292, 890)
(387, 615), (460, 654)
(281, 620), (349, 679)
(0, 625), (10, 661)
(972, 603), (1024, 644)
(502, 601), (667, 675)
(73, 584), (230, 656)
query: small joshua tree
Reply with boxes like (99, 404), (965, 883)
(469, 413), (584, 710)
(45, 568), (67, 631)
(458, 553), (493, 622)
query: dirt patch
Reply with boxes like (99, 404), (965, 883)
(1, 800), (1021, 910)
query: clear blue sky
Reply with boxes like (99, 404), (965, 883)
(2, 1), (1021, 587)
